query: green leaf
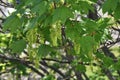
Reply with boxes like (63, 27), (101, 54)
(76, 64), (86, 72)
(52, 6), (73, 24)
(80, 54), (92, 62)
(72, 0), (94, 14)
(37, 44), (53, 57)
(102, 0), (118, 13)
(103, 57), (114, 68)
(95, 52), (105, 59)
(24, 17), (39, 31)
(31, 1), (47, 16)
(65, 20), (81, 40)
(85, 19), (98, 33)
(3, 14), (22, 32)
(44, 15), (53, 27)
(97, 18), (110, 29)
(113, 60), (120, 70)
(80, 36), (96, 54)
(39, 27), (51, 42)
(10, 39), (26, 53)
(114, 4), (120, 20)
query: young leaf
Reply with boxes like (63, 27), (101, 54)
(31, 1), (47, 16)
(97, 18), (110, 29)
(102, 0), (118, 13)
(80, 36), (96, 54)
(76, 64), (86, 72)
(65, 20), (80, 40)
(37, 44), (53, 57)
(84, 19), (98, 33)
(72, 0), (94, 14)
(24, 17), (39, 31)
(113, 60), (120, 70)
(3, 15), (22, 32)
(9, 39), (26, 53)
(114, 4), (120, 20)
(103, 57), (114, 68)
(52, 6), (73, 24)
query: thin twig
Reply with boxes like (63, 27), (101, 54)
(0, 8), (7, 17)
(40, 61), (66, 78)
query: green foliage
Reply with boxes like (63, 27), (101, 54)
(80, 36), (96, 54)
(31, 1), (48, 16)
(3, 14), (22, 32)
(113, 59), (120, 70)
(102, 0), (118, 13)
(76, 64), (86, 72)
(1, 0), (120, 79)
(103, 57), (114, 68)
(24, 17), (39, 31)
(9, 39), (26, 53)
(53, 6), (73, 24)
(38, 44), (53, 57)
(72, 0), (94, 14)
(114, 3), (120, 20)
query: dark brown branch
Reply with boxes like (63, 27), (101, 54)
(39, 66), (49, 74)
(0, 4), (8, 7)
(100, 38), (120, 48)
(0, 54), (44, 77)
(64, 75), (75, 80)
(42, 58), (70, 64)
(83, 72), (89, 80)
(101, 46), (120, 76)
(0, 0), (8, 6)
(74, 70), (83, 80)
(42, 58), (98, 66)
(53, 1), (56, 9)
(101, 46), (116, 59)
(116, 20), (120, 24)
(103, 68), (116, 80)
(25, 64), (44, 77)
(0, 8), (7, 17)
(112, 27), (120, 32)
(40, 61), (66, 78)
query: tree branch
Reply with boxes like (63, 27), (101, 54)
(40, 61), (66, 78)
(0, 54), (44, 77)
(42, 58), (98, 66)
(42, 58), (70, 64)
(0, 0), (8, 6)
(0, 8), (7, 17)
(39, 65), (49, 74)
(103, 68), (116, 80)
